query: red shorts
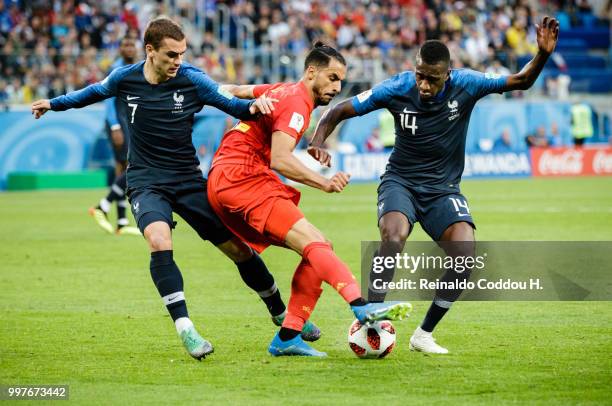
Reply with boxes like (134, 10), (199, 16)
(207, 164), (304, 253)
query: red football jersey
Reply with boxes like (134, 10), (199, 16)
(211, 81), (314, 168)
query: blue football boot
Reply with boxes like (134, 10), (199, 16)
(351, 301), (412, 324)
(268, 333), (327, 357)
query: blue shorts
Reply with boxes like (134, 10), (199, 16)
(377, 179), (475, 240)
(127, 177), (234, 245)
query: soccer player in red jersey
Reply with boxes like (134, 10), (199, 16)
(208, 42), (411, 356)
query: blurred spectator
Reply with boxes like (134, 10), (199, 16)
(525, 126), (550, 148)
(247, 64), (270, 84)
(486, 59), (511, 78)
(493, 128), (514, 152)
(0, 0), (609, 107)
(571, 103), (594, 146)
(546, 74), (571, 100)
(378, 110), (395, 151)
(505, 16), (538, 57)
(548, 122), (563, 147)
(365, 128), (384, 152)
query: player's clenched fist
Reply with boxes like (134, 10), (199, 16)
(250, 94), (278, 115)
(324, 171), (351, 193)
(31, 99), (51, 119)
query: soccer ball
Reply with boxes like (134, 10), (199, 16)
(347, 319), (396, 359)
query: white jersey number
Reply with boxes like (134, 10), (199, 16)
(399, 112), (418, 135)
(128, 103), (138, 124)
(449, 197), (471, 217)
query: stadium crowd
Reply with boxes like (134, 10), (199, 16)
(0, 0), (610, 107)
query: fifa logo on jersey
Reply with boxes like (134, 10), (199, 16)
(448, 100), (460, 121)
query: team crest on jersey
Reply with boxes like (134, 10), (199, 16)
(173, 91), (184, 106)
(172, 91), (184, 113)
(448, 99), (459, 121)
(288, 112), (305, 132)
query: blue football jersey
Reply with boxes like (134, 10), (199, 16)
(50, 61), (254, 188)
(104, 58), (129, 133)
(351, 69), (508, 190)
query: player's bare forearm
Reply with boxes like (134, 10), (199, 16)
(271, 153), (330, 190)
(504, 16), (559, 91)
(271, 131), (329, 190)
(220, 84), (256, 99)
(311, 99), (358, 147)
(504, 50), (550, 91)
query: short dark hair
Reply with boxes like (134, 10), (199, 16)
(144, 17), (185, 50)
(418, 40), (451, 66)
(304, 41), (346, 71)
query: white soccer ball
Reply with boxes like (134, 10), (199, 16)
(347, 319), (396, 359)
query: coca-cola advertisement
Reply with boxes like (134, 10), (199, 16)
(531, 147), (612, 177)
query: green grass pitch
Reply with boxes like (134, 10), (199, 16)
(1, 177), (611, 404)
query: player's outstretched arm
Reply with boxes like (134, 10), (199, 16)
(32, 76), (119, 118)
(220, 84), (257, 99)
(503, 16), (560, 91)
(31, 99), (51, 119)
(308, 99), (360, 166)
(271, 130), (350, 193)
(220, 84), (277, 115)
(311, 99), (358, 147)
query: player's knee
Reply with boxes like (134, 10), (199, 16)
(217, 238), (253, 263)
(380, 223), (408, 243)
(286, 218), (327, 254)
(148, 233), (172, 251)
(304, 223), (327, 245)
(441, 222), (474, 242)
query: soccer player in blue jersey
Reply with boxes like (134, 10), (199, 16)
(32, 17), (320, 360)
(310, 16), (559, 354)
(88, 36), (141, 236)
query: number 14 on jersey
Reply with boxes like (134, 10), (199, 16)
(399, 111), (418, 135)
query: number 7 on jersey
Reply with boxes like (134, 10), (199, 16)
(128, 103), (138, 124)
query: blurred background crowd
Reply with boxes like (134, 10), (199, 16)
(0, 0), (610, 107)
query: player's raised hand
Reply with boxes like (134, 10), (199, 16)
(307, 146), (332, 167)
(536, 16), (559, 55)
(31, 99), (51, 119)
(250, 94), (278, 115)
(324, 171), (350, 193)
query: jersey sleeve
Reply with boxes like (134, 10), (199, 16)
(50, 67), (123, 111)
(272, 96), (311, 140)
(186, 67), (253, 120)
(253, 84), (274, 97)
(351, 74), (407, 115)
(453, 69), (509, 100)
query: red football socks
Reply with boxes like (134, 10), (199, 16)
(303, 242), (362, 303)
(282, 259), (323, 331)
